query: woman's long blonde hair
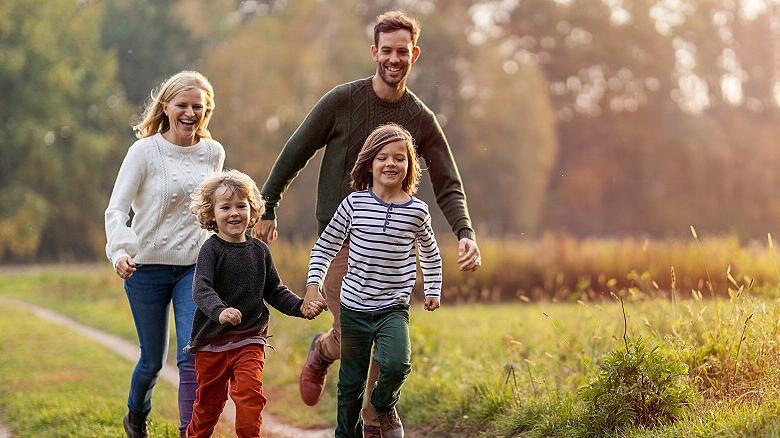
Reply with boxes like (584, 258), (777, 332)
(133, 71), (215, 139)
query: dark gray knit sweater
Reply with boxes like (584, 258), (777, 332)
(186, 235), (304, 353)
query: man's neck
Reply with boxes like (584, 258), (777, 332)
(372, 74), (406, 102)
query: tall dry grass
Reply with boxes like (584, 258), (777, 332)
(268, 233), (780, 303)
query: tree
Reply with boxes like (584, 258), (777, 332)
(0, 0), (130, 261)
(101, 0), (201, 108)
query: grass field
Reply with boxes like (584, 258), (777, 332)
(2, 257), (780, 436)
(0, 301), (182, 436)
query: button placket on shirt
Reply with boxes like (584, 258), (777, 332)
(384, 205), (393, 232)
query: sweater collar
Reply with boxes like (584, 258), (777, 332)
(365, 77), (409, 109)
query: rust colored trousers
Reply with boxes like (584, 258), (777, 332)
(187, 344), (267, 438)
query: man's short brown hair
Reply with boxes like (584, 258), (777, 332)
(373, 11), (420, 47)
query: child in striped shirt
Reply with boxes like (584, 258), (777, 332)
(306, 123), (443, 437)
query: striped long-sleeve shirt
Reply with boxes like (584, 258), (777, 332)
(307, 189), (442, 312)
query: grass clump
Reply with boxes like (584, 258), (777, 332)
(580, 338), (697, 434)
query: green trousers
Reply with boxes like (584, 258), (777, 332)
(336, 304), (412, 438)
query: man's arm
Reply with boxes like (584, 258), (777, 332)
(419, 112), (481, 272)
(259, 88), (341, 221)
(254, 88), (341, 243)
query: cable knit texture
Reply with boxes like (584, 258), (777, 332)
(260, 77), (475, 241)
(105, 133), (225, 267)
(186, 235), (305, 353)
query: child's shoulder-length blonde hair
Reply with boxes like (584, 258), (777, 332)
(133, 70), (215, 139)
(350, 123), (421, 195)
(190, 170), (264, 232)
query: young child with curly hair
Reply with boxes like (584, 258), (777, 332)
(185, 169), (325, 437)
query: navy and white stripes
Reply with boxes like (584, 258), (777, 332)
(307, 189), (442, 312)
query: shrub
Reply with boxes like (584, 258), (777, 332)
(580, 339), (697, 434)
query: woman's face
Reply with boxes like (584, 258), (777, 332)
(163, 87), (206, 146)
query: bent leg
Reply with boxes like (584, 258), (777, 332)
(316, 243), (348, 362)
(187, 351), (231, 438)
(230, 345), (267, 438)
(371, 307), (411, 413)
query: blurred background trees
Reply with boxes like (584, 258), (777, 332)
(3, 0), (780, 262)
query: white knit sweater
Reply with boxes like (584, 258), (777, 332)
(105, 133), (225, 267)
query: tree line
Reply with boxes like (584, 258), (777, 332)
(2, 0), (779, 262)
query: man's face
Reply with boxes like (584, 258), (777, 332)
(371, 29), (420, 88)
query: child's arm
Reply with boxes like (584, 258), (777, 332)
(260, 242), (309, 318)
(193, 240), (231, 322)
(304, 196), (353, 313)
(417, 209), (443, 311)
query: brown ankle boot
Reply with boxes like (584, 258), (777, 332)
(299, 333), (333, 406)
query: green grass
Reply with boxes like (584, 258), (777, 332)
(0, 301), (181, 436)
(4, 264), (780, 436)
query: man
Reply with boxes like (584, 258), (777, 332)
(253, 11), (481, 438)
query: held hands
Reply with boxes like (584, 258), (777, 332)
(424, 296), (441, 312)
(457, 238), (482, 272)
(219, 307), (242, 325)
(301, 284), (328, 320)
(115, 256), (137, 280)
(252, 219), (278, 244)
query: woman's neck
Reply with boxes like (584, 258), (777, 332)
(371, 185), (409, 204)
(162, 130), (198, 147)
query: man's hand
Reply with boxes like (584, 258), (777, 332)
(252, 219), (278, 243)
(424, 296), (440, 311)
(302, 284), (328, 319)
(115, 256), (137, 280)
(219, 307), (242, 325)
(457, 238), (482, 272)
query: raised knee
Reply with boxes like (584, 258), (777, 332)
(381, 361), (411, 381)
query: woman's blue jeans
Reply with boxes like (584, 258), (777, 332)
(124, 264), (197, 432)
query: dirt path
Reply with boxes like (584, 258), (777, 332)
(0, 420), (11, 438)
(1, 297), (333, 438)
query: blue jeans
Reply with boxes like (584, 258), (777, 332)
(124, 264), (198, 431)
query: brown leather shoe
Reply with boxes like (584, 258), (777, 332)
(377, 407), (403, 438)
(363, 424), (382, 438)
(299, 333), (332, 406)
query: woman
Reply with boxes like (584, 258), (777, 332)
(105, 71), (225, 437)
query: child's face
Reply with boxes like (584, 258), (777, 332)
(213, 186), (250, 243)
(370, 140), (408, 191)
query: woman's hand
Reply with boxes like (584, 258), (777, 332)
(424, 296), (440, 312)
(115, 256), (137, 280)
(219, 307), (242, 325)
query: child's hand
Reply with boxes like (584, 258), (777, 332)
(424, 297), (440, 312)
(219, 307), (242, 325)
(302, 284), (328, 319)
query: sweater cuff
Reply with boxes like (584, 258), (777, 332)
(261, 206), (276, 221)
(457, 228), (476, 241)
(210, 305), (227, 323)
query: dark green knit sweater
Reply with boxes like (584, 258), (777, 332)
(260, 77), (475, 241)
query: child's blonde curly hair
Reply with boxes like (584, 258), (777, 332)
(190, 169), (264, 232)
